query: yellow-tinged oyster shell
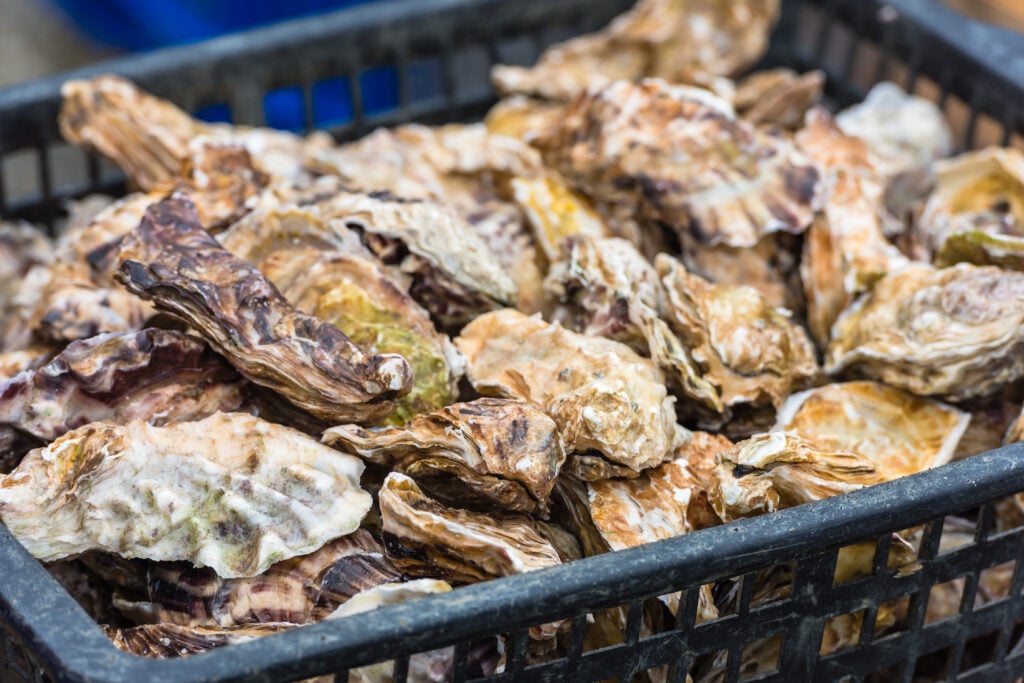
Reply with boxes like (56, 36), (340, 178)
(0, 412), (372, 578)
(826, 263), (1024, 401)
(709, 432), (886, 522)
(657, 254), (818, 421)
(262, 248), (462, 426)
(455, 309), (685, 478)
(379, 472), (561, 583)
(323, 398), (565, 514)
(485, 96), (563, 143)
(917, 147), (1024, 270)
(510, 176), (610, 263)
(535, 79), (820, 249)
(773, 382), (968, 479)
(795, 108), (908, 348)
(734, 68), (825, 129)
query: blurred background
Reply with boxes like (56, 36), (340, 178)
(1, 0), (1023, 90)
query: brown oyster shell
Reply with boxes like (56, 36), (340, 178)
(455, 308), (684, 478)
(535, 79), (820, 249)
(0, 328), (245, 448)
(324, 398), (565, 514)
(379, 472), (561, 585)
(104, 623), (293, 658)
(773, 382), (968, 479)
(826, 263), (1024, 401)
(709, 432), (887, 522)
(657, 254), (818, 422)
(795, 108), (908, 348)
(733, 69), (825, 129)
(114, 194), (413, 423)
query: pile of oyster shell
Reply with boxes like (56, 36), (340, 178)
(1, 0), (1023, 679)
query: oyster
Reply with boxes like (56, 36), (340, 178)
(455, 309), (684, 478)
(218, 205), (373, 266)
(917, 148), (1024, 270)
(0, 222), (52, 307)
(826, 263), (1024, 401)
(0, 412), (372, 577)
(795, 109), (908, 347)
(709, 432), (886, 522)
(836, 82), (953, 212)
(313, 191), (517, 328)
(123, 529), (396, 626)
(0, 328), (245, 450)
(484, 96), (563, 143)
(262, 248), (462, 425)
(324, 398), (564, 514)
(327, 578), (451, 620)
(105, 623), (292, 658)
(46, 559), (123, 625)
(535, 79), (820, 249)
(544, 235), (720, 412)
(657, 254), (818, 426)
(491, 0), (779, 101)
(773, 382), (968, 479)
(379, 473), (561, 584)
(733, 69), (825, 129)
(114, 194), (413, 424)
(60, 74), (330, 188)
(953, 396), (1022, 459)
(1006, 406), (1024, 445)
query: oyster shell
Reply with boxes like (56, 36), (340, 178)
(0, 222), (52, 308)
(952, 396), (1022, 459)
(262, 247), (462, 425)
(795, 108), (908, 348)
(324, 398), (565, 514)
(114, 194), (413, 424)
(484, 96), (563, 143)
(1006, 405), (1024, 445)
(124, 529), (395, 627)
(379, 472), (561, 584)
(773, 382), (968, 478)
(491, 0), (779, 101)
(733, 69), (825, 129)
(313, 191), (517, 328)
(709, 432), (886, 522)
(535, 79), (820, 249)
(327, 578), (451, 621)
(836, 82), (953, 213)
(917, 148), (1024, 269)
(105, 623), (293, 658)
(826, 263), (1024, 401)
(657, 254), (818, 425)
(0, 412), (372, 577)
(0, 328), (244, 451)
(60, 75), (330, 188)
(455, 308), (684, 478)
(509, 175), (610, 263)
(544, 235), (720, 412)
(218, 205), (374, 266)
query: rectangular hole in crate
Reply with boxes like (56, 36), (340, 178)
(263, 85), (307, 132)
(913, 647), (952, 682)
(193, 102), (232, 124)
(973, 112), (1006, 149)
(835, 539), (882, 585)
(993, 494), (1024, 534)
(925, 577), (966, 624)
(360, 66), (400, 117)
(975, 561), (1016, 607)
(865, 663), (902, 682)
(849, 39), (882, 94)
(2, 149), (40, 205)
(820, 610), (864, 655)
(873, 595), (911, 640)
(496, 35), (537, 67)
(1008, 619), (1024, 659)
(406, 59), (443, 104)
(960, 631), (999, 674)
(819, 21), (855, 78)
(312, 76), (355, 128)
(943, 93), (973, 152)
(739, 633), (783, 681)
(451, 44), (492, 101)
(46, 143), (88, 196)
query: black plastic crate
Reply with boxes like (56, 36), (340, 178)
(1, 0), (1024, 681)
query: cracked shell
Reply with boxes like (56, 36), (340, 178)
(0, 412), (372, 578)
